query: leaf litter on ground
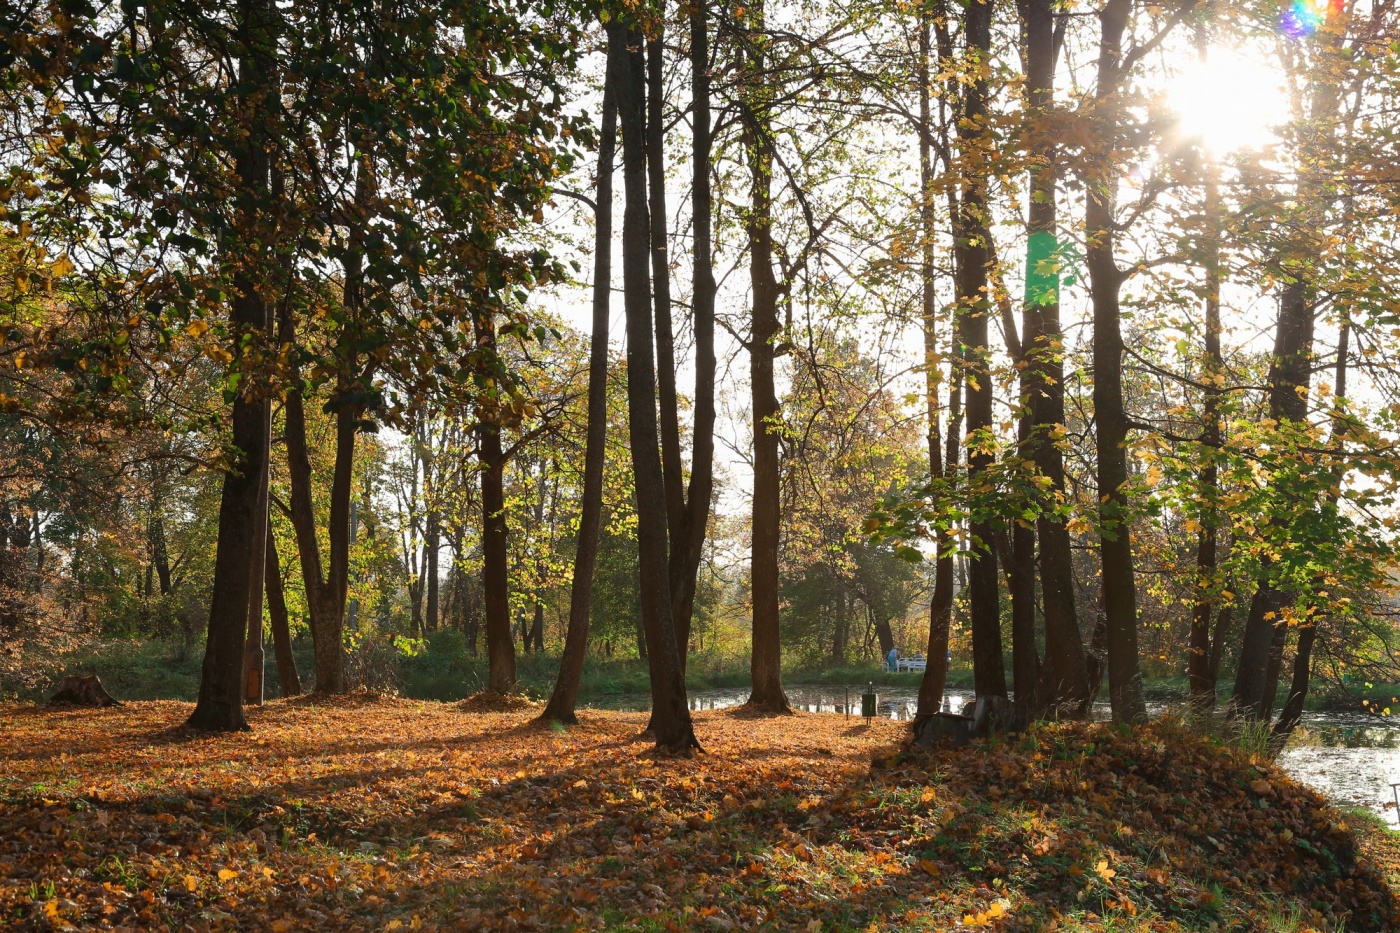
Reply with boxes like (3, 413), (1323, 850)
(0, 697), (1396, 931)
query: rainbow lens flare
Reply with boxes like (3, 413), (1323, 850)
(1281, 0), (1341, 38)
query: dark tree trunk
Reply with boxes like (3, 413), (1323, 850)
(188, 0), (276, 732)
(541, 69), (614, 724)
(1188, 109), (1224, 711)
(914, 2), (960, 722)
(284, 388), (355, 696)
(956, 0), (1006, 702)
(529, 603), (545, 654)
(425, 510), (440, 634)
(265, 525), (301, 697)
(741, 0), (790, 715)
(873, 610), (895, 658)
(477, 384), (516, 693)
(1272, 305), (1349, 747)
(242, 402), (271, 707)
(611, 21), (698, 752)
(1019, 0), (1089, 718)
(151, 512), (172, 595)
(832, 580), (847, 665)
(664, 0), (719, 673)
(1232, 276), (1315, 720)
(1085, 0), (1146, 724)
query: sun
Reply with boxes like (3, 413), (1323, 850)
(1164, 46), (1291, 155)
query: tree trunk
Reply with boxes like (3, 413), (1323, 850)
(265, 524), (301, 697)
(1086, 0), (1146, 724)
(242, 403), (271, 707)
(832, 580), (847, 665)
(540, 54), (613, 719)
(151, 512), (172, 595)
(1187, 39), (1224, 709)
(539, 56), (612, 721)
(1271, 303), (1350, 747)
(1019, 0), (1089, 718)
(188, 0), (276, 732)
(665, 0), (719, 673)
(741, 0), (790, 715)
(611, 21), (698, 752)
(477, 386), (516, 693)
(914, 2), (959, 721)
(425, 511), (440, 634)
(1231, 276), (1315, 720)
(956, 0), (1006, 702)
(284, 388), (355, 696)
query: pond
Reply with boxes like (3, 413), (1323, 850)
(583, 686), (1400, 825)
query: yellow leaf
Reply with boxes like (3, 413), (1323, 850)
(1095, 859), (1116, 881)
(184, 875), (198, 892)
(43, 900), (59, 919)
(218, 868), (237, 882)
(385, 922), (403, 932)
(271, 921), (293, 933)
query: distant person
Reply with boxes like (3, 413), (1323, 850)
(887, 647), (899, 672)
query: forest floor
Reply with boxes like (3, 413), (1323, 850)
(1, 698), (1398, 932)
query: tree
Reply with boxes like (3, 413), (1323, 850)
(609, 18), (699, 752)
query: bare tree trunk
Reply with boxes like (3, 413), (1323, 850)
(1271, 300), (1350, 747)
(957, 0), (1005, 702)
(1188, 149), (1224, 711)
(476, 375), (516, 693)
(914, 2), (958, 721)
(611, 20), (699, 752)
(265, 525), (301, 697)
(284, 389), (355, 696)
(425, 510), (440, 634)
(541, 70), (614, 723)
(1232, 277), (1315, 720)
(242, 404), (271, 707)
(741, 0), (791, 715)
(1085, 0), (1145, 724)
(189, 0), (276, 732)
(1020, 0), (1089, 718)
(665, 0), (719, 674)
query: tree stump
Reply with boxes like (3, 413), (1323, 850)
(49, 675), (121, 707)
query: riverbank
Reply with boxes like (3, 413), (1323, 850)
(1, 698), (1396, 930)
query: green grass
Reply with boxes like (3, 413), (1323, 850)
(12, 634), (971, 704)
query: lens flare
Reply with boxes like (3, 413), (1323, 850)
(1281, 0), (1341, 38)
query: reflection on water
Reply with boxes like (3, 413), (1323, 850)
(583, 686), (1400, 824)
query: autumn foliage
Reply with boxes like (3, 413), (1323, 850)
(1, 701), (1396, 931)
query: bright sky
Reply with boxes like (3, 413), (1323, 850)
(1165, 44), (1292, 155)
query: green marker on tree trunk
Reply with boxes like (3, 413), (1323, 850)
(1025, 229), (1060, 307)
